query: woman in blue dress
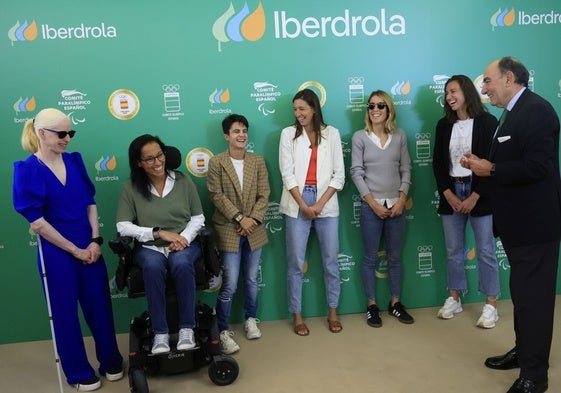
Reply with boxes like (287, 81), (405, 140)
(12, 108), (123, 392)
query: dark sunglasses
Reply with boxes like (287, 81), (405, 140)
(366, 102), (388, 110)
(43, 128), (76, 139)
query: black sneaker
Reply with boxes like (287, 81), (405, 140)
(366, 304), (382, 327)
(73, 375), (101, 391)
(388, 301), (414, 324)
(105, 365), (124, 381)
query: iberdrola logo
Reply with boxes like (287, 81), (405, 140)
(13, 96), (36, 113)
(8, 20), (38, 46)
(209, 88), (231, 104)
(95, 156), (117, 172)
(212, 1), (266, 52)
(490, 7), (516, 30)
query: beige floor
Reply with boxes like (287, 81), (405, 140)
(1, 297), (559, 393)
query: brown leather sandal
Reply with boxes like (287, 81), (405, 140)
(327, 319), (343, 333)
(293, 323), (310, 336)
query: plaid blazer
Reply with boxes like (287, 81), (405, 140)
(207, 151), (270, 252)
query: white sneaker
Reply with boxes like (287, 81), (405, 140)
(437, 297), (463, 319)
(244, 317), (262, 339)
(219, 330), (240, 354)
(152, 333), (170, 354)
(177, 328), (196, 350)
(477, 304), (499, 329)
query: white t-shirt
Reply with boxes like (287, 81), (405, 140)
(449, 118), (473, 177)
(230, 157), (244, 190)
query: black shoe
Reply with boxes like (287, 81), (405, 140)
(485, 347), (519, 370)
(388, 301), (414, 324)
(506, 377), (548, 393)
(366, 304), (382, 328)
(72, 375), (101, 391)
(105, 365), (124, 381)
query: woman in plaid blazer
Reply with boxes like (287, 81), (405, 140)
(207, 114), (270, 354)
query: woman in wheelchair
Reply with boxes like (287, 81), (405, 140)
(116, 134), (205, 355)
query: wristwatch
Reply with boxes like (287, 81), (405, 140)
(233, 212), (244, 223)
(153, 227), (161, 239)
(90, 236), (104, 245)
(490, 164), (496, 178)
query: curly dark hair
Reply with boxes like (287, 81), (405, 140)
(128, 134), (171, 200)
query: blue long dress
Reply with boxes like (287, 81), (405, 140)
(12, 152), (122, 385)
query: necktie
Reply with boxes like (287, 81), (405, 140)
(493, 109), (508, 140)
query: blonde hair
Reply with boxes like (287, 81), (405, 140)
(364, 90), (397, 134)
(21, 108), (69, 153)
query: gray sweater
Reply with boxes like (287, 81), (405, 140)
(350, 128), (412, 199)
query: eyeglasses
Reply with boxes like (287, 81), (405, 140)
(366, 102), (388, 110)
(140, 151), (166, 165)
(43, 128), (76, 139)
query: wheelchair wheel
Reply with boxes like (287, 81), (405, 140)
(129, 368), (149, 393)
(208, 355), (239, 386)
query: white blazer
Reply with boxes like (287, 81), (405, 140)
(279, 125), (345, 218)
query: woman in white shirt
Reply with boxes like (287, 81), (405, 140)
(279, 88), (345, 336)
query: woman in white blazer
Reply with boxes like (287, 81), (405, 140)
(279, 88), (345, 336)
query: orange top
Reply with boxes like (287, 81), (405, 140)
(305, 145), (317, 185)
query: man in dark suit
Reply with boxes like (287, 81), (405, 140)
(463, 56), (561, 393)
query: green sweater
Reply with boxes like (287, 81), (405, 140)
(116, 171), (203, 246)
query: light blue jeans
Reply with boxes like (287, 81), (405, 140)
(285, 185), (341, 313)
(134, 241), (201, 334)
(216, 236), (262, 332)
(359, 201), (406, 301)
(441, 181), (499, 297)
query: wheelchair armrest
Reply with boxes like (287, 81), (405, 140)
(109, 235), (133, 256)
(109, 235), (134, 291)
(198, 226), (221, 278)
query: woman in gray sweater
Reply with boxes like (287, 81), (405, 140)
(350, 90), (413, 328)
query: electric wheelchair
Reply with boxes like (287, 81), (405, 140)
(110, 146), (238, 392)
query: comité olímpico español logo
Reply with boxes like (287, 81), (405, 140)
(212, 1), (266, 52)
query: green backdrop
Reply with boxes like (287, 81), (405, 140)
(2, 0), (561, 344)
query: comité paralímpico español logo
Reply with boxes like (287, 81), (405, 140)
(490, 7), (515, 30)
(212, 1), (266, 52)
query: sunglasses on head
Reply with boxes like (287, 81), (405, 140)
(43, 128), (76, 139)
(366, 102), (388, 110)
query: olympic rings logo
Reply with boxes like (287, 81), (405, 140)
(162, 84), (180, 92)
(415, 133), (431, 140)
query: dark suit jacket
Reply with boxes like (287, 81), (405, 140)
(207, 151), (270, 253)
(489, 88), (561, 247)
(433, 112), (497, 216)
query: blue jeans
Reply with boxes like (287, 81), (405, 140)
(134, 241), (201, 334)
(216, 236), (262, 332)
(285, 185), (341, 313)
(359, 201), (406, 301)
(441, 181), (499, 297)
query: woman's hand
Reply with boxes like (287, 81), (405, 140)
(457, 193), (479, 214)
(389, 198), (406, 217)
(443, 189), (462, 212)
(237, 217), (258, 236)
(159, 230), (189, 251)
(369, 201), (391, 219)
(299, 204), (317, 219)
(84, 242), (102, 263)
